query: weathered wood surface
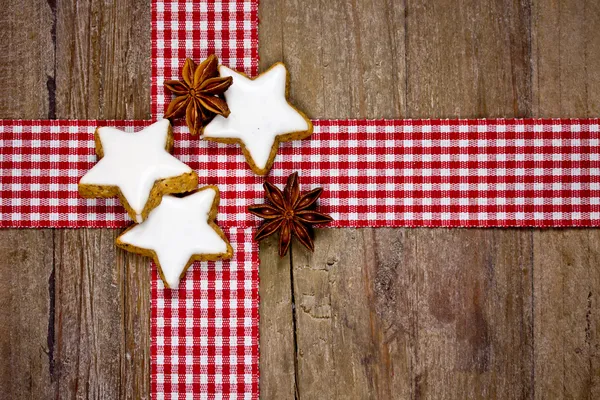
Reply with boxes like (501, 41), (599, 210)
(1, 0), (599, 399)
(0, 0), (151, 398)
(259, 0), (600, 399)
(531, 2), (600, 398)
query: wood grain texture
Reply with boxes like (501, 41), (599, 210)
(258, 0), (599, 399)
(0, 0), (54, 119)
(532, 0), (600, 117)
(52, 230), (151, 399)
(532, 1), (600, 398)
(533, 231), (600, 399)
(53, 230), (122, 397)
(55, 0), (151, 120)
(406, 0), (532, 118)
(291, 229), (534, 399)
(0, 1), (56, 398)
(0, 230), (54, 398)
(0, 0), (151, 398)
(53, 0), (151, 398)
(258, 236), (297, 399)
(259, 0), (406, 119)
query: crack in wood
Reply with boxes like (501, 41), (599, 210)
(46, 261), (56, 378)
(289, 244), (301, 400)
(47, 0), (56, 119)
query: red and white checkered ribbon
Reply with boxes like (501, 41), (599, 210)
(2, 119), (599, 229)
(1, 0), (599, 398)
(152, 0), (259, 117)
(151, 228), (259, 398)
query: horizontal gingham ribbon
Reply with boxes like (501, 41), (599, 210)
(2, 118), (599, 229)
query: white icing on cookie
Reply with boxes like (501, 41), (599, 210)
(203, 63), (310, 171)
(118, 187), (230, 289)
(79, 119), (193, 222)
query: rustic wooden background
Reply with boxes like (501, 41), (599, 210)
(1, 0), (599, 399)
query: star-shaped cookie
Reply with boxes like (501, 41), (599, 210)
(116, 186), (233, 289)
(79, 119), (198, 222)
(203, 63), (313, 175)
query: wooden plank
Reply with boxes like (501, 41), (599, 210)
(51, 0), (152, 398)
(532, 1), (600, 398)
(406, 0), (532, 118)
(51, 230), (152, 399)
(410, 229), (534, 399)
(257, 8), (298, 399)
(1, 0), (152, 396)
(258, 0), (538, 398)
(532, 231), (600, 399)
(0, 0), (151, 397)
(0, 0), (55, 119)
(532, 0), (600, 117)
(53, 230), (122, 397)
(0, 1), (55, 398)
(403, 3), (536, 395)
(291, 229), (534, 399)
(257, 0), (406, 397)
(54, 0), (151, 120)
(0, 231), (55, 398)
(258, 236), (297, 399)
(118, 248), (152, 400)
(290, 229), (413, 399)
(259, 0), (406, 119)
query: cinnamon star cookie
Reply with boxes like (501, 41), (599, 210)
(203, 63), (312, 175)
(116, 186), (233, 289)
(78, 119), (197, 222)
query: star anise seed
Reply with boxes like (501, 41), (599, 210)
(248, 172), (333, 257)
(164, 55), (233, 136)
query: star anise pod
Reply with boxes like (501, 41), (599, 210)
(164, 55), (233, 136)
(249, 172), (333, 257)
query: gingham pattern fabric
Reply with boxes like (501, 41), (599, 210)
(151, 227), (259, 398)
(0, 120), (148, 228)
(154, 1), (261, 397)
(2, 119), (600, 229)
(152, 0), (258, 118)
